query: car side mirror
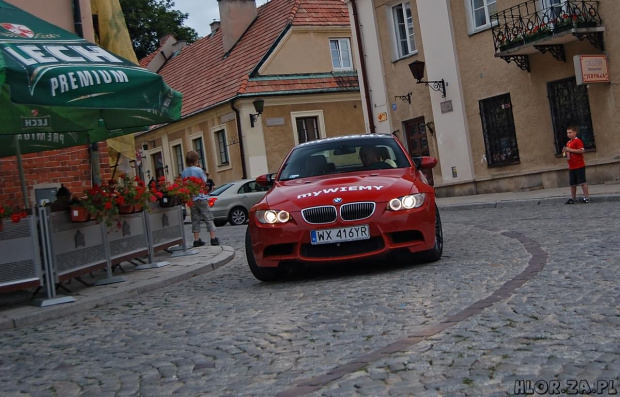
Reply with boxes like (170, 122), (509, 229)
(256, 173), (276, 187)
(412, 156), (438, 170)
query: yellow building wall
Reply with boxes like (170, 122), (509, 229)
(376, 0), (620, 194)
(262, 27), (355, 75)
(261, 99), (365, 173)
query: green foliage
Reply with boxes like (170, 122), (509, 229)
(119, 0), (199, 59)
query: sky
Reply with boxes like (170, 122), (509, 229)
(173, 0), (270, 38)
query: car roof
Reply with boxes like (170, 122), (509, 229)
(295, 134), (395, 148)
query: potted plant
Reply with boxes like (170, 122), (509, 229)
(115, 174), (156, 213)
(0, 204), (27, 231)
(157, 175), (207, 208)
(74, 183), (119, 227)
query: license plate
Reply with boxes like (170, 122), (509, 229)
(310, 225), (370, 245)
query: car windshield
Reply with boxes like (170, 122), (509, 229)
(209, 183), (234, 196)
(278, 136), (411, 181)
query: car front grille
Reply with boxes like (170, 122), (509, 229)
(340, 202), (375, 221)
(302, 206), (337, 224)
(300, 237), (384, 258)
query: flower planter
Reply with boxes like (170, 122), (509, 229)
(575, 21), (597, 28)
(0, 220), (3, 232)
(70, 206), (90, 222)
(553, 23), (573, 34)
(119, 204), (134, 214)
(159, 195), (176, 207)
(524, 31), (552, 44)
(133, 204), (144, 213)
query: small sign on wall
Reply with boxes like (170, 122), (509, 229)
(220, 112), (235, 123)
(574, 54), (610, 85)
(265, 117), (285, 127)
(440, 100), (453, 114)
(377, 112), (388, 122)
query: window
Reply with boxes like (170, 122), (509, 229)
(192, 137), (206, 169)
(296, 117), (320, 144)
(547, 77), (595, 154)
(215, 130), (229, 165)
(469, 0), (497, 30)
(172, 144), (183, 176)
(479, 93), (520, 167)
(392, 2), (415, 58)
(329, 38), (352, 70)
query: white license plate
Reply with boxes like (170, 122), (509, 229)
(310, 225), (370, 245)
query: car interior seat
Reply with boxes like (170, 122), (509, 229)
(377, 146), (397, 168)
(306, 154), (328, 176)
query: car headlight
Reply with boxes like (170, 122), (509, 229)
(256, 210), (290, 224)
(387, 193), (425, 211)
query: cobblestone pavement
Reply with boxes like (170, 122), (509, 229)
(1, 201), (619, 396)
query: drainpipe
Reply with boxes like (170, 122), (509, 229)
(350, 0), (375, 134)
(230, 99), (248, 179)
(72, 0), (100, 184)
(72, 0), (84, 38)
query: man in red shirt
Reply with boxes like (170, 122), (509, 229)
(563, 125), (590, 204)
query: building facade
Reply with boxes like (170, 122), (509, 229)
(138, 0), (365, 187)
(348, 0), (618, 196)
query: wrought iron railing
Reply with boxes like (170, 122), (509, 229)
(491, 0), (601, 52)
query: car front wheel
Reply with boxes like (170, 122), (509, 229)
(245, 228), (280, 281)
(229, 207), (248, 225)
(418, 205), (443, 263)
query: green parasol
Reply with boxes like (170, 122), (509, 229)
(0, 0), (182, 139)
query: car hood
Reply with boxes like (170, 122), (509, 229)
(264, 170), (422, 210)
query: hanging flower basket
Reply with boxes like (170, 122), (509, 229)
(118, 204), (134, 214)
(70, 205), (90, 222)
(159, 195), (176, 207)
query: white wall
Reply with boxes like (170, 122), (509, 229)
(347, 0), (391, 134)
(416, 0), (474, 184)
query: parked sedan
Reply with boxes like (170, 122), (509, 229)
(208, 179), (269, 226)
(246, 134), (443, 281)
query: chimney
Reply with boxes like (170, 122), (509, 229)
(218, 0), (257, 53)
(210, 20), (221, 33)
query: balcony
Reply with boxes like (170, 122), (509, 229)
(491, 0), (604, 71)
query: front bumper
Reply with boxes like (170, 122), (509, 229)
(248, 203), (436, 268)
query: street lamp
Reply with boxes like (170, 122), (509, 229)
(249, 98), (265, 128)
(409, 60), (446, 98)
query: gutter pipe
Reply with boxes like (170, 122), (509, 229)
(350, 0), (375, 134)
(230, 100), (248, 179)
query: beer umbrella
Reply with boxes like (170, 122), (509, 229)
(0, 0), (182, 205)
(0, 0), (182, 141)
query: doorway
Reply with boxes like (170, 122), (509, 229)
(404, 117), (434, 186)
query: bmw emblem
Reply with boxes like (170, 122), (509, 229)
(333, 197), (342, 204)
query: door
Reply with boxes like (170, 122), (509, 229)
(404, 117), (434, 186)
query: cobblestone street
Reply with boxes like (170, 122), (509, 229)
(1, 201), (619, 396)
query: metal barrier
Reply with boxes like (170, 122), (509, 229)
(48, 209), (107, 282)
(1, 204), (193, 305)
(0, 215), (42, 293)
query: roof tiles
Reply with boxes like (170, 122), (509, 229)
(145, 0), (353, 118)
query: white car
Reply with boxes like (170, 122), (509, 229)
(208, 179), (269, 226)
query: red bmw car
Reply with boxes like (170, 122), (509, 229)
(246, 134), (443, 281)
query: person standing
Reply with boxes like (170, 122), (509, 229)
(182, 151), (220, 246)
(563, 125), (590, 204)
(203, 168), (215, 193)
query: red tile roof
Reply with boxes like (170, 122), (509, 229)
(153, 0), (353, 118)
(139, 35), (173, 68)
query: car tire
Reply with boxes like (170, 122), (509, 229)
(214, 220), (227, 227)
(229, 206), (248, 225)
(418, 205), (443, 263)
(245, 228), (280, 281)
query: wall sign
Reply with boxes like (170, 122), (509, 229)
(574, 54), (610, 85)
(265, 117), (285, 127)
(440, 100), (453, 114)
(377, 112), (388, 122)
